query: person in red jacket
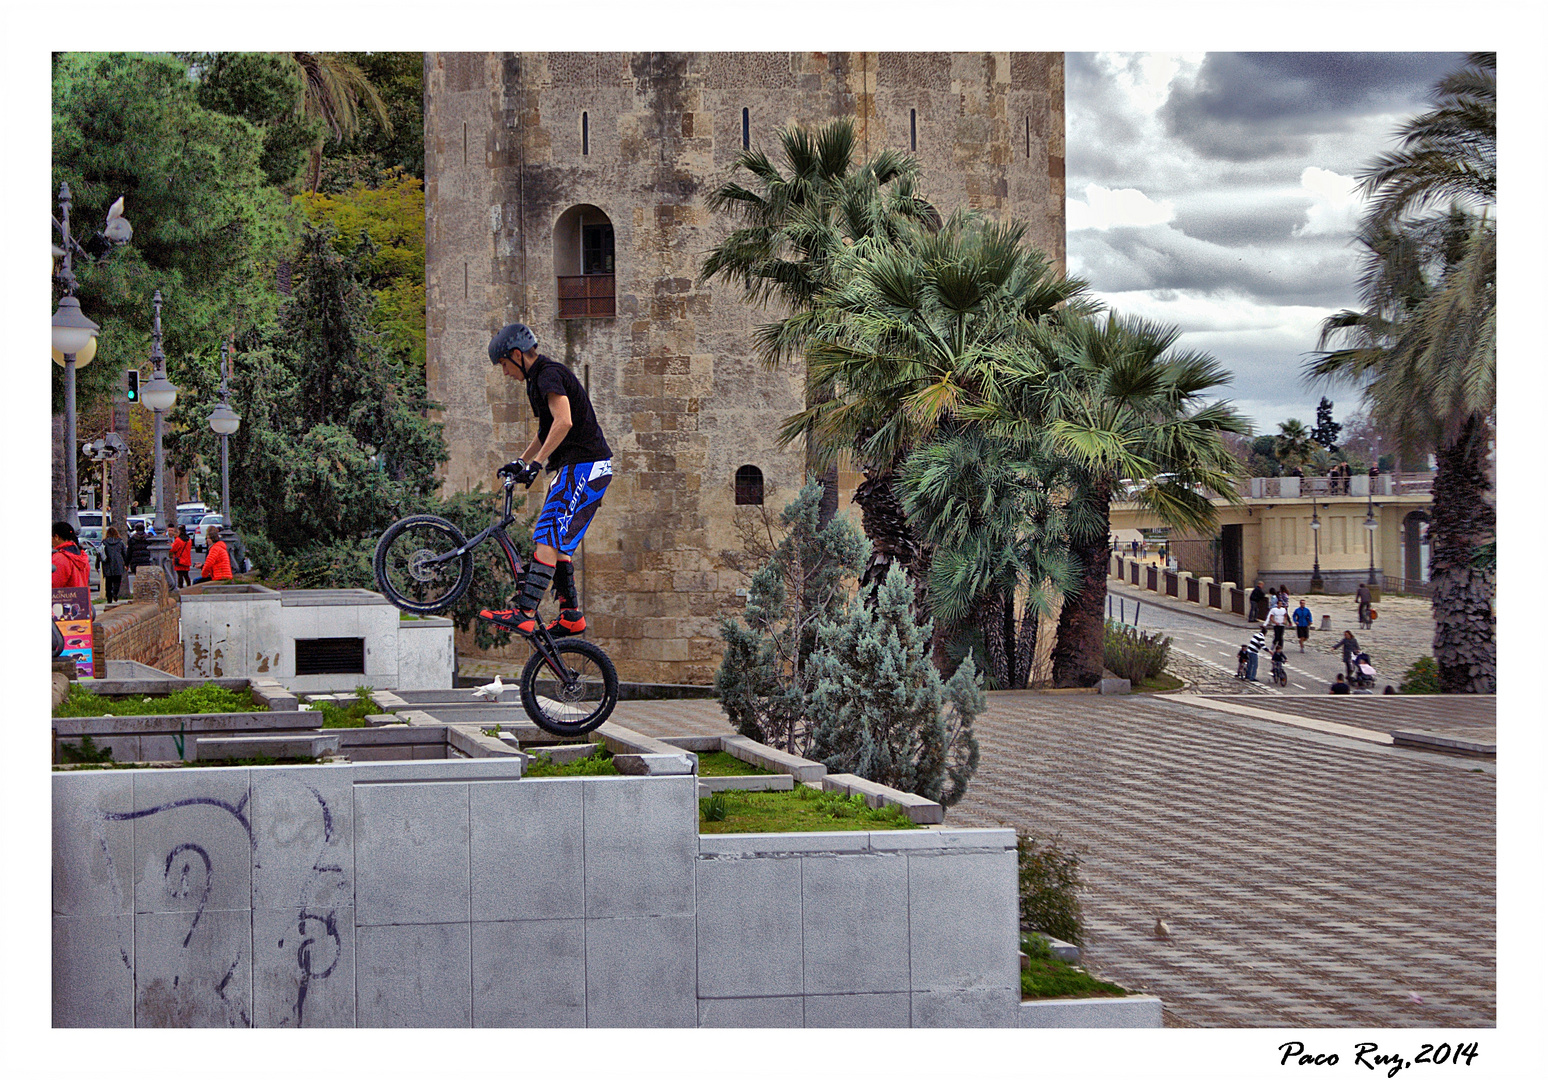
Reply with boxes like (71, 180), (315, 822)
(169, 524), (193, 588)
(51, 522), (91, 588)
(196, 525), (233, 582)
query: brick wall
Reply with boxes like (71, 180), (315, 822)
(95, 573), (183, 676)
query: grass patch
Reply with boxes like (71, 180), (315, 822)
(1134, 672), (1185, 693)
(695, 750), (771, 777)
(523, 747), (619, 777)
(311, 687), (386, 728)
(54, 681), (266, 718)
(698, 784), (919, 834)
(1020, 932), (1128, 1000)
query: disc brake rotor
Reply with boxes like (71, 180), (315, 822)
(407, 547), (443, 583)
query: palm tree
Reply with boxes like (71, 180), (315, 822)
(979, 312), (1249, 686)
(784, 211), (1096, 610)
(1306, 53), (1495, 694)
(1276, 418), (1315, 470)
(282, 53), (392, 193)
(699, 118), (938, 523)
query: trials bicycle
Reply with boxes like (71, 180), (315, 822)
(372, 472), (618, 737)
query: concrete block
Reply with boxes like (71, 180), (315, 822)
(698, 774), (794, 792)
(195, 734), (340, 761)
(907, 850), (1019, 992)
(612, 752), (696, 775)
(912, 988), (1020, 1027)
(657, 735), (723, 753)
(344, 758), (524, 782)
(446, 725), (524, 758)
(822, 773), (944, 824)
(533, 742), (599, 765)
(131, 769), (253, 917)
(802, 854), (910, 994)
(250, 766), (353, 911)
(803, 991), (910, 1028)
(249, 677), (298, 711)
(868, 828), (1017, 853)
(720, 735), (826, 782)
(1018, 994), (1164, 1028)
(698, 831), (870, 857)
(356, 922), (472, 1027)
(354, 781), (469, 925)
(52, 914), (134, 1027)
(698, 995), (803, 1028)
(252, 907), (355, 1027)
(469, 779), (584, 921)
(583, 777), (696, 918)
(471, 919), (586, 1027)
(1097, 678), (1131, 695)
(133, 908), (253, 1027)
(53, 771), (134, 917)
(696, 855), (802, 998)
(584, 915), (697, 1027)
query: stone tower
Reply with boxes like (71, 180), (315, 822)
(424, 52), (1065, 683)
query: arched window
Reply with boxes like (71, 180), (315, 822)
(735, 465), (764, 505)
(554, 205), (615, 318)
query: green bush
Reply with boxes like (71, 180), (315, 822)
(1019, 932), (1127, 999)
(1399, 655), (1443, 694)
(54, 682), (265, 718)
(1017, 833), (1086, 946)
(1103, 621), (1172, 684)
(314, 685), (384, 728)
(58, 734), (115, 765)
(524, 747), (618, 777)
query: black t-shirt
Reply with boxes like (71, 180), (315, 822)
(525, 355), (611, 471)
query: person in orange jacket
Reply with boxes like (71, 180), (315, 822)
(196, 525), (233, 582)
(51, 522), (91, 588)
(169, 524), (193, 588)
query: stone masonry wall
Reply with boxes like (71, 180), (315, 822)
(426, 52), (1065, 684)
(95, 574), (183, 677)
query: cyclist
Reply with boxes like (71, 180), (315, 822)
(480, 323), (613, 637)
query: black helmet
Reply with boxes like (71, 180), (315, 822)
(489, 323), (537, 363)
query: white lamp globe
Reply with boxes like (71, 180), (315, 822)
(141, 370), (178, 412)
(208, 401), (240, 436)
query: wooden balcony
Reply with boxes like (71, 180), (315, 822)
(557, 274), (615, 318)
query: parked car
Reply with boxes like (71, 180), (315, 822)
(127, 514), (156, 536)
(77, 509), (105, 531)
(193, 513), (226, 551)
(77, 525), (105, 568)
(176, 501), (207, 519)
(175, 509), (206, 531)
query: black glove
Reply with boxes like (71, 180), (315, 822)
(499, 460), (542, 487)
(497, 460), (524, 480)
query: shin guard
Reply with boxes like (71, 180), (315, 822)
(552, 560), (579, 609)
(517, 558), (555, 612)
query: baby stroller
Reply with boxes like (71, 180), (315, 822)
(1351, 652), (1377, 691)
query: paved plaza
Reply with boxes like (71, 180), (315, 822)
(606, 692), (1496, 1028)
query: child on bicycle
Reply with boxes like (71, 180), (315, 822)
(480, 323), (613, 638)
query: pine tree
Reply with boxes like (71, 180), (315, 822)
(714, 481), (867, 755)
(1312, 397), (1342, 451)
(808, 564), (983, 807)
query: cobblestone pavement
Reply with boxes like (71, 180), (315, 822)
(608, 693), (1496, 1029)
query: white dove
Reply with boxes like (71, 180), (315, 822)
(103, 196), (132, 243)
(472, 675), (505, 701)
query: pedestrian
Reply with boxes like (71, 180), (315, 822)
(1292, 598), (1313, 652)
(1330, 673), (1352, 695)
(51, 522), (91, 589)
(1383, 685), (1397, 695)
(1245, 628), (1267, 682)
(196, 525), (233, 583)
(1355, 580), (1372, 629)
(126, 524), (151, 578)
(1248, 580), (1267, 623)
(100, 526), (127, 603)
(1339, 630), (1361, 678)
(1263, 599), (1289, 650)
(1276, 584), (1290, 611)
(169, 524), (192, 588)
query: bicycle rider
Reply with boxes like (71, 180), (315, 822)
(480, 323), (613, 638)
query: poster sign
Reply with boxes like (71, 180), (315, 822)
(52, 586), (94, 677)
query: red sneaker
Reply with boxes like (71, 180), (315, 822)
(478, 608), (538, 635)
(546, 609), (586, 638)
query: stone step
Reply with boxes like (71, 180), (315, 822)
(720, 735), (826, 783)
(698, 774), (794, 793)
(194, 733), (339, 761)
(822, 773), (945, 825)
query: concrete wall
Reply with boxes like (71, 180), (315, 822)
(425, 51), (1065, 685)
(54, 762), (1020, 1027)
(179, 587), (453, 692)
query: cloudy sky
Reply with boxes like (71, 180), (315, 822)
(1065, 51), (1467, 435)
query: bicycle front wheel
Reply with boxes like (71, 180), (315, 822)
(373, 515), (474, 614)
(520, 640), (619, 738)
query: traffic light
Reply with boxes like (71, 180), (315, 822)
(126, 369), (139, 403)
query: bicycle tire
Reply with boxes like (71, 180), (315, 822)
(520, 639), (619, 738)
(373, 514), (474, 614)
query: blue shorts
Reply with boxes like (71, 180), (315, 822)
(533, 460), (612, 556)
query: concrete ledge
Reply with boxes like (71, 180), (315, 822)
(336, 726), (446, 747)
(592, 723), (700, 769)
(249, 677), (299, 712)
(822, 774), (945, 825)
(54, 712), (315, 737)
(346, 758), (526, 782)
(613, 753), (696, 776)
(194, 733), (339, 760)
(658, 736), (723, 753)
(530, 743), (600, 765)
(1391, 729), (1496, 756)
(720, 735), (827, 783)
(698, 774), (794, 793)
(868, 828), (1016, 852)
(446, 726), (525, 759)
(1097, 678), (1131, 695)
(698, 832), (873, 857)
(1018, 994), (1163, 1028)
(77, 676), (251, 697)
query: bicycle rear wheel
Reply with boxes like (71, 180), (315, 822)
(520, 639), (618, 738)
(373, 515), (474, 614)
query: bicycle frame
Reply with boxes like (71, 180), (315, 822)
(422, 475), (583, 688)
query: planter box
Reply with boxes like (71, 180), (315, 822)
(1019, 994), (1163, 1027)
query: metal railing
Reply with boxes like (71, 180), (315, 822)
(1384, 575), (1434, 598)
(557, 274), (615, 318)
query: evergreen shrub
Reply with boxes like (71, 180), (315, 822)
(1399, 655), (1443, 694)
(1017, 832), (1086, 946)
(1102, 620), (1172, 684)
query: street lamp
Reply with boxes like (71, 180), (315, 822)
(1365, 470), (1380, 593)
(208, 341), (241, 529)
(139, 290), (177, 534)
(1309, 502), (1324, 594)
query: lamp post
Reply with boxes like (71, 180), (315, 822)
(139, 290), (178, 534)
(53, 182), (100, 531)
(1365, 469), (1380, 598)
(208, 341), (241, 529)
(1309, 501), (1324, 594)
